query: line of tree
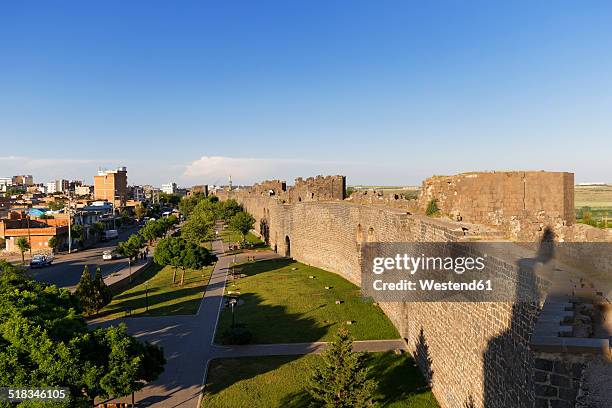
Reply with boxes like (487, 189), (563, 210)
(178, 195), (254, 246)
(0, 260), (165, 407)
(139, 215), (177, 246)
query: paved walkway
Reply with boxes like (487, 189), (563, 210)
(93, 237), (233, 407)
(95, 234), (405, 407)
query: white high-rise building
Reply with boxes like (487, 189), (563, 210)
(46, 180), (69, 194)
(161, 182), (177, 194)
(0, 177), (12, 192)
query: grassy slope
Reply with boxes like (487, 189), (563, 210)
(202, 353), (439, 408)
(98, 263), (214, 319)
(216, 258), (399, 343)
(220, 230), (263, 244)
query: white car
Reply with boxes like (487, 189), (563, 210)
(102, 250), (116, 261)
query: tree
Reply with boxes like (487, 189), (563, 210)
(229, 211), (255, 243)
(218, 199), (242, 221)
(71, 224), (84, 247)
(154, 237), (216, 285)
(75, 265), (99, 316)
(16, 237), (30, 264)
(181, 210), (215, 244)
(91, 221), (105, 240)
(158, 192), (181, 207)
(178, 240), (216, 286)
(308, 329), (377, 407)
(159, 214), (178, 236)
(178, 193), (207, 218)
(134, 203), (146, 220)
(0, 262), (166, 406)
(117, 233), (145, 279)
(140, 219), (165, 245)
(93, 267), (112, 310)
(48, 236), (58, 253)
(154, 236), (185, 284)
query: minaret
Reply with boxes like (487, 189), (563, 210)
(228, 175), (233, 190)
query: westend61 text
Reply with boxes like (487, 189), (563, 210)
(372, 279), (493, 292)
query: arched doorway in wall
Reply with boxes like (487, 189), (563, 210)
(259, 219), (270, 245)
(367, 227), (375, 242)
(284, 235), (291, 258)
(356, 224), (364, 243)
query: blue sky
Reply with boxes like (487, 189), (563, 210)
(1, 1), (611, 186)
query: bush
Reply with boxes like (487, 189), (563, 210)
(221, 326), (252, 345)
(425, 198), (439, 216)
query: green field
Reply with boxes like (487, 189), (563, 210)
(215, 259), (399, 343)
(574, 185), (612, 228)
(220, 230), (264, 245)
(575, 185), (612, 208)
(98, 263), (214, 319)
(202, 353), (439, 408)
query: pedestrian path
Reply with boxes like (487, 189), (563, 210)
(94, 235), (405, 407)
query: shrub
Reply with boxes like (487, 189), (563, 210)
(425, 199), (439, 216)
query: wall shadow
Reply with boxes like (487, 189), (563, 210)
(414, 327), (434, 386)
(482, 230), (552, 408)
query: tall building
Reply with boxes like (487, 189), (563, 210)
(12, 175), (34, 186)
(75, 185), (93, 196)
(0, 177), (11, 192)
(94, 167), (128, 206)
(46, 179), (69, 194)
(46, 181), (57, 194)
(161, 182), (177, 194)
(128, 185), (145, 202)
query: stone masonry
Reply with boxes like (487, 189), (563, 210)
(215, 171), (610, 408)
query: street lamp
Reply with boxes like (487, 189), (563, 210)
(145, 281), (149, 312)
(229, 298), (238, 328)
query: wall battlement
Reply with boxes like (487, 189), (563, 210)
(418, 171), (575, 240)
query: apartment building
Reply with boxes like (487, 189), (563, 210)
(93, 167), (128, 206)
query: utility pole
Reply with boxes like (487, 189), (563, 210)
(26, 214), (32, 258)
(67, 199), (72, 254)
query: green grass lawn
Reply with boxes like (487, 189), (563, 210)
(220, 230), (263, 245)
(97, 262), (214, 319)
(215, 259), (399, 343)
(202, 352), (439, 408)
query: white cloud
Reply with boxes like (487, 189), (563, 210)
(0, 156), (104, 183)
(182, 155), (350, 185)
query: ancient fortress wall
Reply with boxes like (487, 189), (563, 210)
(418, 172), (575, 240)
(215, 172), (609, 408)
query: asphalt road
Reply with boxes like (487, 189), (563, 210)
(31, 226), (143, 289)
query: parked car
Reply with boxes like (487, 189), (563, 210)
(102, 250), (118, 261)
(102, 229), (119, 241)
(30, 254), (53, 268)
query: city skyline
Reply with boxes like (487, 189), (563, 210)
(2, 1), (612, 185)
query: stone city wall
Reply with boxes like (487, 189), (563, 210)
(417, 172), (575, 240)
(215, 171), (609, 408)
